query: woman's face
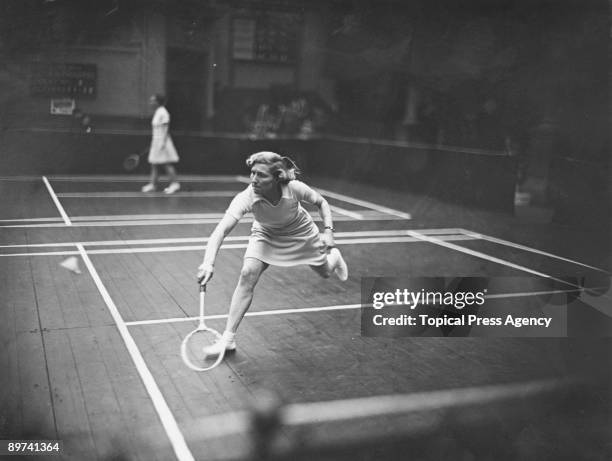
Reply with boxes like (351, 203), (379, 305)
(250, 163), (278, 195)
(149, 96), (159, 109)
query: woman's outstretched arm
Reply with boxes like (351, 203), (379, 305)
(197, 214), (239, 284)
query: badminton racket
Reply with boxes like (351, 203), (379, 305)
(123, 148), (148, 172)
(180, 284), (226, 371)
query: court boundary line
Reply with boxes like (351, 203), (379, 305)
(317, 186), (412, 220)
(0, 234), (477, 257)
(42, 176), (72, 225)
(41, 177), (195, 461)
(458, 228), (611, 275)
(0, 217), (65, 223)
(69, 213), (226, 221)
(123, 287), (588, 327)
(2, 210), (399, 224)
(47, 174), (245, 182)
(329, 205), (364, 219)
(0, 228), (464, 249)
(0, 214), (403, 228)
(407, 230), (582, 289)
(56, 191), (239, 198)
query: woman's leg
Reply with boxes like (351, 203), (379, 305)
(164, 163), (177, 183)
(163, 164), (180, 193)
(149, 164), (160, 187)
(225, 257), (268, 333)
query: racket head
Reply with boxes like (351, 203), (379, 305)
(123, 154), (140, 171)
(181, 325), (225, 371)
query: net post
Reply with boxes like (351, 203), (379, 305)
(248, 390), (282, 461)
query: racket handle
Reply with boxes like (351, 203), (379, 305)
(199, 285), (206, 322)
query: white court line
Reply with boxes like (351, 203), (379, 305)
(0, 213), (241, 224)
(317, 187), (412, 220)
(236, 175), (411, 220)
(42, 176), (72, 225)
(459, 229), (611, 275)
(407, 230), (582, 289)
(78, 245), (195, 461)
(0, 175), (241, 183)
(70, 213), (227, 222)
(0, 220), (225, 229)
(0, 214), (403, 228)
(0, 217), (64, 223)
(486, 288), (586, 299)
(1, 236), (231, 249)
(329, 205), (364, 220)
(42, 177), (195, 461)
(1, 250), (81, 257)
(46, 175), (244, 182)
(0, 175), (43, 181)
(125, 287), (587, 327)
(0, 229), (463, 249)
(126, 303), (366, 326)
(56, 191), (238, 198)
(0, 220), (232, 229)
(0, 234), (476, 257)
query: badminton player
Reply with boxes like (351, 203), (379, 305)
(141, 94), (181, 194)
(196, 151), (348, 355)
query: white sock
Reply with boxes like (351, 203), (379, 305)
(222, 330), (236, 343)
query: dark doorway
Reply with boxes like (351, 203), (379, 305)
(166, 47), (208, 131)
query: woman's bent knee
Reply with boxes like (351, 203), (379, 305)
(238, 261), (265, 288)
(239, 268), (258, 286)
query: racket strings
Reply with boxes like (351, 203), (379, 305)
(123, 149), (148, 172)
(181, 286), (226, 371)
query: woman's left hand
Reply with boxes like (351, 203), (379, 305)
(321, 228), (335, 249)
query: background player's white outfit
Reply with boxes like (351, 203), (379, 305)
(226, 180), (328, 266)
(148, 106), (179, 164)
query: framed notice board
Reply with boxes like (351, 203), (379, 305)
(30, 62), (97, 99)
(232, 11), (300, 64)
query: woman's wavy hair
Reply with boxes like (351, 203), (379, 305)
(246, 151), (300, 184)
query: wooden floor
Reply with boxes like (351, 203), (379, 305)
(0, 175), (610, 461)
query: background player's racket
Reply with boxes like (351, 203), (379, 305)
(123, 148), (148, 172)
(180, 284), (226, 371)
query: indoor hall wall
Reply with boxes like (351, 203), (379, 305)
(0, 129), (517, 214)
(217, 5), (328, 91)
(3, 7), (166, 126)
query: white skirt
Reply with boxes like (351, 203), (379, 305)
(244, 219), (328, 267)
(148, 135), (179, 164)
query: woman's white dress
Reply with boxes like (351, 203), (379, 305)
(148, 106), (179, 164)
(226, 181), (327, 266)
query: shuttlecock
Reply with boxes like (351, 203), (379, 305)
(60, 256), (81, 274)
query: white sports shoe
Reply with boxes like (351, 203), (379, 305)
(202, 337), (236, 357)
(164, 182), (181, 194)
(141, 183), (156, 192)
(328, 247), (348, 281)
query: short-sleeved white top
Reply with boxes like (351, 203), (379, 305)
(152, 106), (170, 139)
(226, 180), (326, 266)
(226, 180), (320, 230)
